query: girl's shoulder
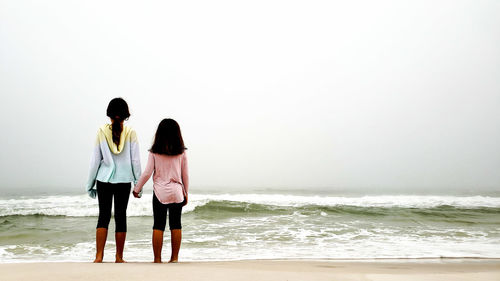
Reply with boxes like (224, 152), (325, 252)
(120, 126), (137, 141)
(123, 125), (135, 134)
(97, 124), (110, 133)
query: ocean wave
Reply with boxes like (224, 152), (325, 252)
(0, 194), (499, 217)
(189, 194), (500, 208)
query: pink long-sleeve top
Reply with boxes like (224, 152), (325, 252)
(133, 151), (189, 204)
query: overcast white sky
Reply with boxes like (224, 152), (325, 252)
(1, 0), (499, 193)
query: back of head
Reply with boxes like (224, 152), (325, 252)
(150, 118), (185, 156)
(106, 98), (131, 147)
(107, 98), (130, 121)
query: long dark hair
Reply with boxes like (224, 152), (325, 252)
(106, 98), (130, 147)
(150, 118), (186, 156)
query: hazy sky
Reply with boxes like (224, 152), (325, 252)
(1, 0), (499, 192)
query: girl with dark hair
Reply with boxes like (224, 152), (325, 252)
(86, 97), (142, 263)
(132, 118), (189, 263)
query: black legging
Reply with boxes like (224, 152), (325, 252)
(96, 181), (131, 232)
(152, 193), (183, 231)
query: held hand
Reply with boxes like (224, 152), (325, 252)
(132, 190), (140, 198)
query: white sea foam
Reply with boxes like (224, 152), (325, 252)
(1, 223), (499, 262)
(0, 194), (203, 217)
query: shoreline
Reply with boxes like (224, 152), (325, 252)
(1, 259), (499, 281)
(2, 257), (500, 263)
(0, 256), (500, 264)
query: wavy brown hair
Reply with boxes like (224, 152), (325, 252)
(150, 118), (186, 155)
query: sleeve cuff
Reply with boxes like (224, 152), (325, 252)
(86, 181), (97, 199)
(87, 189), (97, 199)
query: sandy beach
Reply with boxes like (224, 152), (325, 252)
(1, 259), (499, 281)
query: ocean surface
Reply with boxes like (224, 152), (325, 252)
(0, 188), (499, 262)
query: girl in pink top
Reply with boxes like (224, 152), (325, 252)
(132, 118), (189, 263)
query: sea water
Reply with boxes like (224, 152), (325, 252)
(0, 188), (499, 262)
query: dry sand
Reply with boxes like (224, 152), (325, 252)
(1, 259), (499, 281)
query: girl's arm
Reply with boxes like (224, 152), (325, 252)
(133, 152), (154, 195)
(86, 131), (103, 198)
(130, 130), (142, 185)
(181, 151), (189, 195)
